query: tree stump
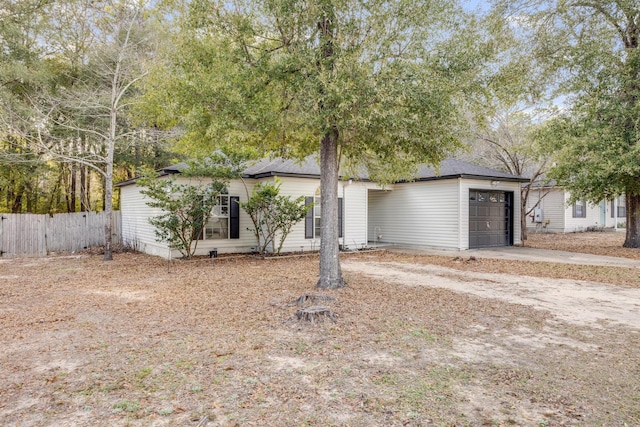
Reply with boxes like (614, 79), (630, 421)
(293, 293), (335, 307)
(295, 306), (336, 323)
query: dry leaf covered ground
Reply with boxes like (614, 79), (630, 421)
(1, 232), (639, 426)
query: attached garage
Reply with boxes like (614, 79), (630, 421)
(469, 190), (513, 248)
(367, 160), (526, 251)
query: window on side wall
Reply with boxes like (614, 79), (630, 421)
(611, 196), (626, 218)
(572, 200), (586, 218)
(305, 196), (343, 239)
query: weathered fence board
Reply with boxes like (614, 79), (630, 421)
(0, 211), (121, 258)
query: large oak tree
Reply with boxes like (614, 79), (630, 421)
(497, 0), (640, 247)
(146, 0), (490, 287)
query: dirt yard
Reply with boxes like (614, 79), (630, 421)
(1, 233), (639, 426)
(526, 230), (640, 260)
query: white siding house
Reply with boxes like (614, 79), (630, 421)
(526, 186), (626, 233)
(118, 157), (527, 258)
(368, 174), (523, 250)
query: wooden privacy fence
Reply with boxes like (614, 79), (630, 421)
(0, 211), (121, 258)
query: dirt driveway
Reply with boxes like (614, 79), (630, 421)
(342, 259), (640, 329)
(1, 243), (639, 426)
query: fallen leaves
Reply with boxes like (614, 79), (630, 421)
(0, 234), (638, 426)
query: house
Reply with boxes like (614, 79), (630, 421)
(525, 183), (626, 233)
(117, 157), (528, 258)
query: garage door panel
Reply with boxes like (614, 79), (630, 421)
(469, 190), (512, 249)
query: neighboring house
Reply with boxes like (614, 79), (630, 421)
(525, 184), (626, 233)
(117, 157), (528, 258)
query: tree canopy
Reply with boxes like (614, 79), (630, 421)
(497, 0), (640, 247)
(143, 0), (492, 286)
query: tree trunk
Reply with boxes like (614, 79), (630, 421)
(80, 139), (89, 212)
(317, 128), (345, 289)
(520, 189), (528, 242)
(315, 1), (344, 289)
(11, 184), (24, 213)
(623, 192), (640, 248)
(70, 162), (77, 212)
(103, 155), (113, 261)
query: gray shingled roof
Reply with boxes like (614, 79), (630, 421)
(242, 156), (526, 182)
(117, 156), (526, 187)
(242, 156), (322, 178)
(413, 159), (527, 182)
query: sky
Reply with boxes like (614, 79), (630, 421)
(462, 0), (491, 13)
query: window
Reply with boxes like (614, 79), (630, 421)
(201, 195), (229, 240)
(198, 195), (240, 240)
(611, 197), (626, 218)
(572, 200), (586, 218)
(305, 196), (343, 239)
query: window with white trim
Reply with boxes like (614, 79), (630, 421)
(611, 196), (626, 218)
(305, 195), (343, 239)
(313, 196), (322, 238)
(200, 195), (229, 240)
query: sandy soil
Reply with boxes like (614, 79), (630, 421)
(1, 234), (639, 426)
(342, 260), (640, 329)
(526, 230), (640, 260)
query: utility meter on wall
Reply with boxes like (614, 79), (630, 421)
(533, 208), (543, 223)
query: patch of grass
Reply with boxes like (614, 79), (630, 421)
(99, 380), (124, 392)
(410, 328), (437, 341)
(158, 407), (173, 416)
(176, 359), (194, 369)
(294, 341), (308, 355)
(135, 367), (152, 380)
(112, 400), (140, 414)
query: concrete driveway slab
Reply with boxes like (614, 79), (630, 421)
(387, 245), (640, 269)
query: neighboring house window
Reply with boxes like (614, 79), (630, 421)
(611, 197), (626, 218)
(305, 196), (343, 239)
(199, 195), (240, 240)
(572, 200), (586, 218)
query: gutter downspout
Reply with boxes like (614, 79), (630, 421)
(458, 178), (463, 250)
(343, 179), (353, 250)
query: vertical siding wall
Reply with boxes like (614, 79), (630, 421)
(0, 211), (121, 258)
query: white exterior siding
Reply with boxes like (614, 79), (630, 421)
(526, 188), (619, 233)
(266, 177), (321, 252)
(368, 178), (522, 250)
(563, 195), (601, 232)
(368, 180), (461, 250)
(342, 181), (368, 250)
(273, 177), (368, 252)
(119, 176), (369, 257)
(120, 177), (258, 258)
(525, 188), (566, 233)
(120, 178), (171, 258)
